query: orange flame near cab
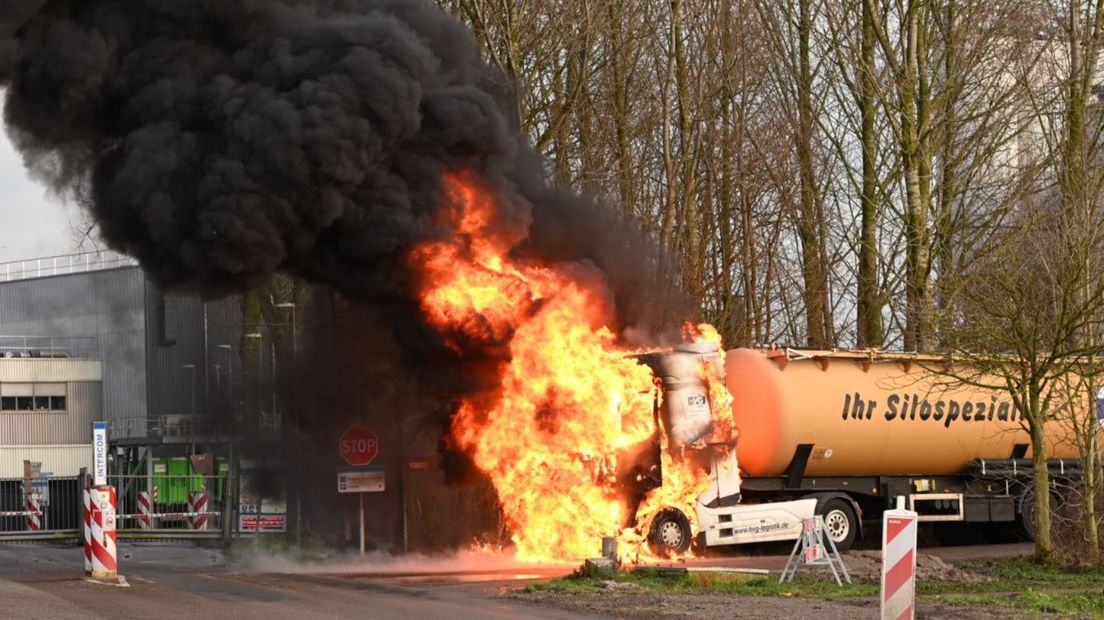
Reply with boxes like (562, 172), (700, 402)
(412, 171), (733, 562)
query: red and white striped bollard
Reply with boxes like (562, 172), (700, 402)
(25, 496), (42, 531)
(188, 491), (209, 530)
(82, 488), (92, 573)
(137, 491), (153, 529)
(881, 496), (918, 620)
(89, 486), (118, 579)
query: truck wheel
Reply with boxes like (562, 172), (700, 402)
(1016, 487), (1064, 542)
(1017, 491), (1036, 541)
(981, 523), (1020, 544)
(647, 507), (693, 556)
(818, 499), (857, 552)
(933, 522), (980, 546)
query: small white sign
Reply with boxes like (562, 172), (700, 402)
(338, 465), (385, 493)
(92, 422), (108, 486)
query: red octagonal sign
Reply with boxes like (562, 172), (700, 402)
(340, 426), (379, 466)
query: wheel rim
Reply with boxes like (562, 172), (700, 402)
(824, 509), (850, 543)
(659, 521), (684, 548)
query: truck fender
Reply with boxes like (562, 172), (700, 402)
(804, 492), (863, 541)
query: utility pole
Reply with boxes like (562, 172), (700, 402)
(275, 302), (299, 545)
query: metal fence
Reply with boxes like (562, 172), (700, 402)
(0, 473), (228, 542)
(0, 476), (81, 541)
(0, 250), (139, 283)
(0, 335), (100, 359)
(108, 474), (226, 537)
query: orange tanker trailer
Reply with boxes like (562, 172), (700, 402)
(641, 346), (1094, 554)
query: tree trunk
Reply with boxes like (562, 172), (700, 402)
(901, 1), (931, 352)
(1080, 417), (1099, 563)
(607, 0), (635, 220)
(856, 0), (883, 347)
(795, 0), (831, 348)
(1030, 418), (1053, 563)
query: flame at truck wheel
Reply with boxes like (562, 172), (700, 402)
(414, 172), (723, 563)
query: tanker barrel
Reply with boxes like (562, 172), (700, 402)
(724, 348), (1082, 477)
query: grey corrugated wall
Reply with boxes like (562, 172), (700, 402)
(0, 381), (101, 444)
(0, 268), (147, 428)
(143, 283), (242, 421)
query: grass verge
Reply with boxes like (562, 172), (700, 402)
(523, 559), (1104, 616)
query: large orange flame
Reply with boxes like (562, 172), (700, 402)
(411, 171), (732, 562)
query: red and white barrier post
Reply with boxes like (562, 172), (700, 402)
(137, 491), (153, 529)
(881, 496), (918, 620)
(24, 496), (42, 531)
(82, 487), (92, 573)
(188, 491), (209, 530)
(88, 486), (118, 579)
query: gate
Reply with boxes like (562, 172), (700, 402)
(0, 476), (81, 541)
(108, 474), (226, 538)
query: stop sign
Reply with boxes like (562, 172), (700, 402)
(340, 426), (379, 466)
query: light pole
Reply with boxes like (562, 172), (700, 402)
(216, 344), (234, 412)
(275, 302), (299, 544)
(243, 332), (262, 432)
(215, 342), (237, 542)
(182, 364), (197, 416)
(242, 331), (264, 546)
(182, 364), (197, 456)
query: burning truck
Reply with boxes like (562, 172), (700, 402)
(629, 345), (1085, 556)
(415, 171), (1087, 562)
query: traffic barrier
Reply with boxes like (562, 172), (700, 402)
(88, 486), (117, 579)
(117, 510), (219, 520)
(105, 474), (224, 533)
(24, 496), (43, 531)
(137, 491), (152, 529)
(82, 488), (92, 573)
(881, 497), (918, 620)
(187, 491), (209, 530)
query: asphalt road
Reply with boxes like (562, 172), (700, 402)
(0, 541), (1034, 620)
(0, 543), (594, 620)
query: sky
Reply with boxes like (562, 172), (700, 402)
(0, 90), (85, 264)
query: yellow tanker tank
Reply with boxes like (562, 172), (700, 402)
(725, 348), (1082, 477)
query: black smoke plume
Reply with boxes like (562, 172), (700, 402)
(0, 0), (686, 336)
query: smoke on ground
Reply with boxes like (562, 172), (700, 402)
(243, 546), (572, 576)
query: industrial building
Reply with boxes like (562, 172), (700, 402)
(0, 251), (257, 472)
(0, 355), (102, 478)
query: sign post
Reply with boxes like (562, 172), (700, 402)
(881, 496), (918, 620)
(92, 422), (108, 486)
(339, 427), (382, 555)
(340, 427), (379, 465)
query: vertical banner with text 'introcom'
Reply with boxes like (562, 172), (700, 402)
(92, 422), (108, 487)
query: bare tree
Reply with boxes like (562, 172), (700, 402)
(942, 194), (1104, 562)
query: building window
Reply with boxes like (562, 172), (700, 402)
(0, 383), (67, 411)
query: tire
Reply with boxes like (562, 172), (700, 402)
(933, 522), (981, 546)
(981, 523), (1021, 544)
(647, 507), (693, 556)
(1017, 490), (1036, 541)
(817, 498), (858, 552)
(1016, 488), (1060, 542)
